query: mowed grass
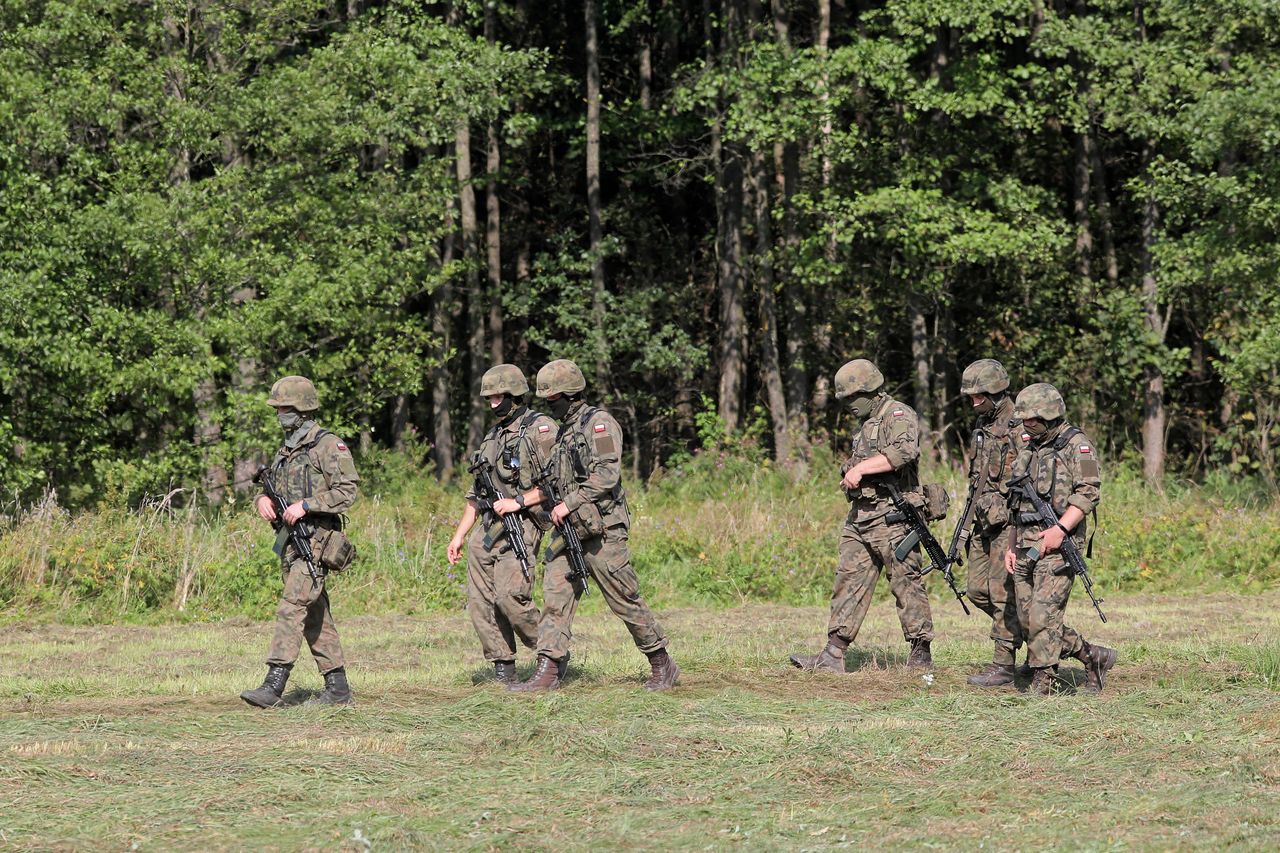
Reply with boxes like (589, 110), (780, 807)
(1, 592), (1278, 851)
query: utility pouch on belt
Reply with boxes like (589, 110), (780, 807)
(314, 528), (357, 573)
(567, 501), (605, 541)
(923, 483), (950, 522)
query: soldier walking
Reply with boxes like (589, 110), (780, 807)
(956, 360), (1026, 687)
(447, 364), (557, 685)
(499, 358), (679, 692)
(1004, 383), (1117, 695)
(790, 359), (935, 673)
(242, 375), (359, 708)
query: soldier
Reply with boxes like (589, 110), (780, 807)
(498, 358), (679, 692)
(790, 359), (935, 672)
(241, 375), (359, 708)
(446, 364), (558, 685)
(957, 359), (1026, 687)
(1004, 383), (1118, 695)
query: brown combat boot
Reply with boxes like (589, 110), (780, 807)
(1078, 641), (1118, 694)
(508, 654), (562, 693)
(644, 649), (681, 690)
(789, 636), (849, 673)
(494, 661), (518, 685)
(967, 663), (1016, 688)
(1029, 666), (1058, 697)
(907, 639), (933, 668)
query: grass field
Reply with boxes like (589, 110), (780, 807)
(2, 590), (1278, 851)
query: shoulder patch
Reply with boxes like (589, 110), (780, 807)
(893, 409), (905, 417)
(1079, 444), (1091, 454)
(335, 441), (348, 452)
(538, 425), (551, 434)
(594, 423), (607, 433)
(1021, 433), (1030, 443)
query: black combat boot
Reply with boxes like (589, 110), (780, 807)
(240, 664), (292, 708)
(508, 654), (562, 693)
(1029, 665), (1058, 697)
(907, 639), (933, 668)
(789, 635), (849, 673)
(967, 663), (1016, 688)
(643, 649), (681, 690)
(494, 661), (518, 685)
(309, 667), (354, 705)
(1078, 641), (1118, 694)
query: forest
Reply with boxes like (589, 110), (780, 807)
(3, 0), (1279, 507)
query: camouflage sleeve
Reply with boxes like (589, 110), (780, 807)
(310, 434), (360, 514)
(562, 411), (622, 511)
(879, 403), (920, 470)
(1064, 431), (1101, 514)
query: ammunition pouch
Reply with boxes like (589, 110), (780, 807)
(922, 483), (950, 522)
(976, 492), (1009, 532)
(313, 527), (356, 573)
(567, 500), (606, 541)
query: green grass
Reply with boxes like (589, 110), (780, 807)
(1, 592), (1278, 850)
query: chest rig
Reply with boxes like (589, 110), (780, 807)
(271, 428), (332, 506)
(554, 406), (625, 504)
(482, 410), (541, 494)
(1010, 426), (1097, 555)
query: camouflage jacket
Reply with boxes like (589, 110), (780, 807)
(966, 396), (1020, 534)
(843, 395), (921, 523)
(550, 400), (629, 530)
(465, 406), (558, 502)
(265, 420), (360, 524)
(1008, 420), (1101, 549)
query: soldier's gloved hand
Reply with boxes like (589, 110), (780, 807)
(255, 495), (277, 522)
(282, 501), (307, 525)
(550, 502), (571, 526)
(493, 498), (521, 516)
(1035, 524), (1065, 555)
(1004, 548), (1017, 575)
(447, 534), (464, 564)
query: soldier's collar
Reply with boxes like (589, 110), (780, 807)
(566, 399), (587, 420)
(284, 420), (318, 449)
(500, 405), (528, 428)
(870, 394), (893, 419)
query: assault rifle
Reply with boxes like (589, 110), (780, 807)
(533, 462), (590, 597)
(946, 432), (984, 568)
(881, 480), (970, 615)
(255, 465), (321, 588)
(1007, 473), (1107, 623)
(468, 453), (533, 584)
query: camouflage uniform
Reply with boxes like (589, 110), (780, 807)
(791, 359), (934, 672)
(535, 399), (667, 660)
(958, 361), (1023, 675)
(1007, 383), (1116, 694)
(264, 420), (359, 673)
(464, 403), (557, 662)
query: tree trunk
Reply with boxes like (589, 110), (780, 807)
(1135, 1), (1166, 487)
(585, 0), (608, 387)
(809, 0), (833, 415)
(431, 190), (457, 481)
(485, 1), (504, 364)
(910, 291), (934, 461)
(715, 0), (746, 433)
(751, 149), (789, 462)
(456, 120), (486, 456)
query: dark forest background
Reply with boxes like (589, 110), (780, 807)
(3, 0), (1279, 508)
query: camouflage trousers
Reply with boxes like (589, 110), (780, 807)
(1010, 547), (1086, 668)
(827, 519), (934, 644)
(965, 525), (1022, 666)
(266, 553), (345, 674)
(536, 525), (666, 661)
(466, 519), (542, 662)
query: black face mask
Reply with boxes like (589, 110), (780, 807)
(278, 411), (304, 433)
(493, 395), (515, 420)
(1023, 419), (1049, 438)
(549, 396), (573, 421)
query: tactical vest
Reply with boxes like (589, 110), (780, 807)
(270, 427), (343, 530)
(556, 405), (627, 525)
(479, 409), (543, 495)
(847, 398), (921, 505)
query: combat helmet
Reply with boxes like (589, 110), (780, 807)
(833, 359), (885, 399)
(960, 359), (1010, 395)
(536, 359), (587, 398)
(1013, 383), (1066, 420)
(266, 375), (320, 412)
(480, 364), (529, 398)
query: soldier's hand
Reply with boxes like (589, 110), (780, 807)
(1036, 524), (1065, 555)
(282, 501), (307, 525)
(447, 535), (464, 564)
(256, 495), (277, 522)
(493, 498), (520, 516)
(1004, 549), (1017, 575)
(550, 502), (571, 526)
(842, 467), (862, 490)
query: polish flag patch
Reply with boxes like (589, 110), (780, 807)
(1021, 433), (1030, 443)
(594, 423), (607, 433)
(538, 425), (551, 433)
(336, 441), (348, 451)
(1080, 445), (1092, 453)
(892, 409), (904, 417)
